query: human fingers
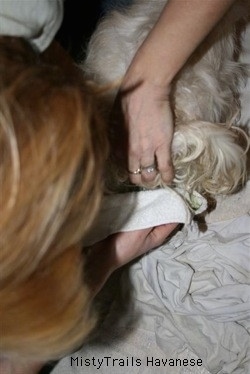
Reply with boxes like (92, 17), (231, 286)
(140, 153), (159, 184)
(113, 222), (179, 266)
(127, 99), (175, 186)
(128, 157), (158, 185)
(128, 132), (158, 185)
(154, 99), (174, 184)
(129, 147), (173, 186)
(145, 222), (178, 250)
(155, 142), (174, 184)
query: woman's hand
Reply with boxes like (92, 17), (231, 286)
(120, 79), (174, 186)
(85, 222), (178, 295)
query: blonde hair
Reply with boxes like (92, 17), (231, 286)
(0, 37), (108, 361)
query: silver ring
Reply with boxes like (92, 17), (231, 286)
(128, 168), (141, 175)
(141, 164), (157, 173)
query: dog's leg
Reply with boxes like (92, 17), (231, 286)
(172, 121), (248, 194)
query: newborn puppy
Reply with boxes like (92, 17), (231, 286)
(0, 36), (108, 370)
(83, 0), (249, 196)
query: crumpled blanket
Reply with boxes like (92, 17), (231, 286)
(131, 214), (250, 374)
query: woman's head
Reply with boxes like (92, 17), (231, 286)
(0, 36), (108, 361)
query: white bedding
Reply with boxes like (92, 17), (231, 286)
(52, 22), (250, 374)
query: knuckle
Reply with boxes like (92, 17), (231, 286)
(141, 171), (157, 183)
(129, 147), (140, 159)
(129, 174), (141, 184)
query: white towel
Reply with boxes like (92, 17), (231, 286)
(83, 188), (207, 246)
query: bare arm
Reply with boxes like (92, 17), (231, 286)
(85, 223), (178, 295)
(122, 0), (236, 185)
(126, 0), (235, 86)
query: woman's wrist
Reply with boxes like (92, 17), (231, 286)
(122, 46), (174, 95)
(84, 237), (117, 295)
(121, 63), (172, 105)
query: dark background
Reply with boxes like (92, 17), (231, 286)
(56, 0), (132, 61)
(56, 0), (103, 61)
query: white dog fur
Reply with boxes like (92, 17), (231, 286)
(82, 0), (249, 196)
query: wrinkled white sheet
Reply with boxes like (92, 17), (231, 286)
(132, 214), (250, 374)
(142, 217), (250, 321)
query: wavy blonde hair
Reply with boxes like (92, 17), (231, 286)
(0, 37), (108, 361)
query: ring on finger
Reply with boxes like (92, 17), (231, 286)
(141, 163), (158, 174)
(128, 167), (142, 175)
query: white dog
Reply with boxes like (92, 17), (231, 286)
(82, 0), (249, 196)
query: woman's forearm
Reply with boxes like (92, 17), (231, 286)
(125, 0), (236, 88)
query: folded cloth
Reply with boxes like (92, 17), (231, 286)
(0, 0), (63, 51)
(83, 188), (207, 246)
(141, 216), (250, 322)
(131, 214), (250, 374)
